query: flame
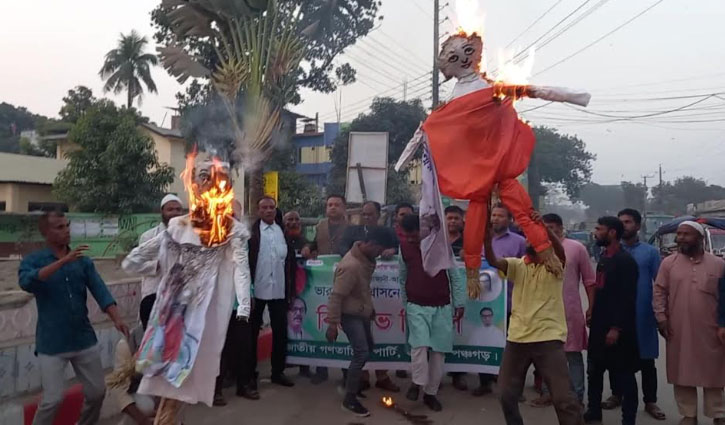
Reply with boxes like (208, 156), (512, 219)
(454, 0), (485, 37)
(382, 396), (394, 407)
(181, 150), (235, 247)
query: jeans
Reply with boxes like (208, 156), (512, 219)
(588, 356), (638, 425)
(251, 298), (288, 378)
(542, 352), (585, 403)
(611, 358), (657, 404)
(33, 345), (105, 425)
(340, 315), (374, 396)
(499, 341), (583, 425)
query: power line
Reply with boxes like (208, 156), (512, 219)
(505, 0), (565, 48)
(534, 0), (667, 77)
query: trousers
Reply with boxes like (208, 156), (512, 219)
(250, 298), (288, 378)
(411, 347), (445, 396)
(674, 386), (725, 419)
(499, 341), (583, 425)
(542, 351), (586, 403)
(216, 313), (256, 393)
(588, 356), (638, 425)
(32, 345), (105, 425)
(611, 358), (657, 404)
(340, 315), (374, 396)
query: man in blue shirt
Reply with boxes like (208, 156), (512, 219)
(601, 208), (665, 421)
(19, 210), (129, 425)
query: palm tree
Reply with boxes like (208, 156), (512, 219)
(99, 31), (158, 108)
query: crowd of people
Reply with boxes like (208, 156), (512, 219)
(17, 192), (725, 425)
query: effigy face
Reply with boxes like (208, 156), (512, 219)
(438, 33), (483, 81)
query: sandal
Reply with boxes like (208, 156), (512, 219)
(645, 403), (666, 420)
(528, 395), (552, 408)
(601, 395), (621, 410)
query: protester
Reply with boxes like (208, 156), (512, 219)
(530, 213), (595, 408)
(394, 203), (415, 238)
(585, 216), (639, 425)
(214, 199), (257, 405)
(445, 205), (465, 258)
(399, 214), (466, 411)
(473, 203), (526, 397)
(326, 227), (398, 417)
(108, 296), (156, 425)
(338, 200), (400, 392)
(283, 210), (308, 253)
(306, 195), (348, 384)
(137, 194), (184, 301)
(600, 209), (664, 420)
(249, 197), (297, 389)
(654, 221), (725, 425)
(19, 210), (129, 425)
(486, 209), (583, 425)
(305, 194), (348, 258)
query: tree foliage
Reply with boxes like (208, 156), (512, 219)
(150, 0), (382, 101)
(0, 102), (42, 154)
(278, 170), (325, 217)
(529, 126), (595, 207)
(99, 31), (159, 108)
(329, 97), (427, 205)
(59, 86), (97, 123)
(651, 176), (725, 215)
(54, 102), (174, 213)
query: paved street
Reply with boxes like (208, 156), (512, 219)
(102, 339), (687, 425)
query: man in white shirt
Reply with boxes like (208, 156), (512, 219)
(248, 196), (296, 389)
(136, 194), (184, 300)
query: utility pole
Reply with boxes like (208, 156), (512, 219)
(642, 173), (655, 238)
(403, 78), (408, 101)
(432, 0), (440, 108)
(658, 163), (663, 188)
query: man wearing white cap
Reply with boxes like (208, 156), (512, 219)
(136, 194), (184, 299)
(654, 220), (725, 425)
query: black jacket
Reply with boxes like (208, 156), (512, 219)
(248, 218), (297, 301)
(589, 247), (639, 370)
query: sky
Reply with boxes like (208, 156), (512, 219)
(2, 0), (724, 188)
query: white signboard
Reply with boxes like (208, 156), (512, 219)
(345, 132), (389, 204)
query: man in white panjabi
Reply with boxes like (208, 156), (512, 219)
(122, 159), (251, 419)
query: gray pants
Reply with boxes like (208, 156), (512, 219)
(340, 315), (374, 396)
(33, 345), (105, 425)
(542, 351), (586, 403)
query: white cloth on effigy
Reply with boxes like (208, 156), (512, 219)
(122, 215), (251, 406)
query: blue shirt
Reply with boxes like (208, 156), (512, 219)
(622, 240), (661, 359)
(19, 248), (116, 355)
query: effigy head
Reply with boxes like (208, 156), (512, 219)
(438, 32), (483, 81)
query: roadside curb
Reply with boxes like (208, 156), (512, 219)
(3, 328), (273, 425)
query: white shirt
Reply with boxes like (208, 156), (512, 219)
(469, 324), (506, 347)
(138, 223), (167, 298)
(254, 221), (288, 300)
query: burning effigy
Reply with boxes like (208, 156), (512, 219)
(395, 1), (591, 298)
(122, 152), (251, 424)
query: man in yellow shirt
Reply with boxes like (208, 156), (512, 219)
(485, 210), (583, 425)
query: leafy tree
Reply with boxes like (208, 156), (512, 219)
(0, 102), (42, 154)
(329, 97), (427, 205)
(278, 170), (325, 217)
(18, 136), (56, 158)
(528, 126), (595, 208)
(151, 0), (381, 101)
(651, 176), (725, 215)
(59, 86), (97, 123)
(54, 101), (174, 213)
(578, 183), (624, 219)
(99, 31), (159, 108)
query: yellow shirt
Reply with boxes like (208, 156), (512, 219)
(506, 258), (567, 343)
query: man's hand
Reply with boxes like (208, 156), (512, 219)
(585, 308), (592, 327)
(106, 304), (130, 339)
(326, 325), (338, 343)
(381, 248), (396, 260)
(62, 245), (89, 264)
(454, 307), (464, 321)
(657, 320), (670, 340)
(605, 328), (620, 346)
(530, 210), (543, 224)
(718, 328), (725, 345)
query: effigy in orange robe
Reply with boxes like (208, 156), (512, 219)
(422, 86), (551, 274)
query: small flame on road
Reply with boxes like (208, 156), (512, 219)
(382, 396), (394, 407)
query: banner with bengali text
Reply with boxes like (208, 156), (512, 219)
(286, 255), (507, 374)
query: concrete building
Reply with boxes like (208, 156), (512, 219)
(292, 122), (340, 186)
(0, 153), (69, 213)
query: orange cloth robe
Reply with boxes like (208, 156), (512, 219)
(422, 87), (551, 271)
